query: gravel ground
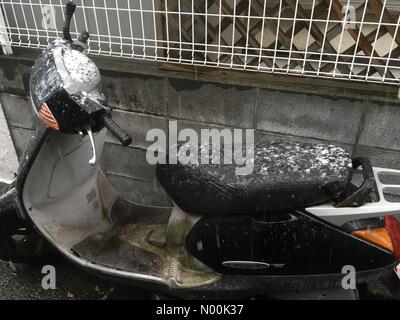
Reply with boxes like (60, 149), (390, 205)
(0, 257), (149, 300)
(1, 256), (399, 300)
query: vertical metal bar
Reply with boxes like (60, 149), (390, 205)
(127, 0), (135, 58)
(9, 0), (22, 46)
(19, 0), (30, 46)
(191, 0), (195, 64)
(28, 0), (41, 47)
(92, 0), (102, 54)
(152, 0), (158, 60)
(49, 0), (58, 38)
(139, 0), (146, 59)
(115, 0), (124, 57)
(38, 0), (50, 43)
(272, 0), (283, 72)
(349, 1), (368, 80)
(366, 0), (387, 81)
(154, 0), (165, 59)
(333, 0), (351, 78)
(178, 0), (182, 62)
(257, 0), (267, 71)
(230, 0), (237, 68)
(302, 0), (316, 75)
(204, 0), (207, 65)
(382, 12), (399, 82)
(244, 0), (252, 69)
(165, 0), (170, 62)
(217, 0), (222, 67)
(103, 0), (112, 56)
(287, 0), (299, 74)
(59, 0), (67, 39)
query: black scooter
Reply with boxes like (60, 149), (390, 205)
(1, 2), (400, 300)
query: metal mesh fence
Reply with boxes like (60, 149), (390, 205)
(1, 0), (400, 84)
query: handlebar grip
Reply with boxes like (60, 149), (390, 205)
(65, 1), (77, 16)
(72, 31), (90, 52)
(78, 31), (90, 45)
(102, 115), (132, 147)
(63, 1), (76, 42)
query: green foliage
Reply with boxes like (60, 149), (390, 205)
(95, 285), (115, 300)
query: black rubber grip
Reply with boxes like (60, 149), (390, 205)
(78, 31), (90, 44)
(72, 31), (90, 51)
(63, 2), (76, 42)
(65, 1), (77, 15)
(102, 115), (132, 147)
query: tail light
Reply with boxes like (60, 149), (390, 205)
(38, 103), (59, 130)
(384, 216), (400, 260)
(352, 215), (400, 260)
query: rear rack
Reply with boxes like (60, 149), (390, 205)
(307, 167), (400, 227)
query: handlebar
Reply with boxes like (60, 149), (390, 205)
(63, 1), (76, 42)
(63, 1), (90, 52)
(62, 1), (131, 147)
(78, 98), (132, 147)
(101, 115), (132, 147)
(71, 31), (90, 52)
(78, 31), (90, 44)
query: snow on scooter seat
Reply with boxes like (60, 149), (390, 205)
(156, 140), (354, 215)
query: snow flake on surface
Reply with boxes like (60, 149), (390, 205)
(180, 139), (353, 190)
(254, 141), (352, 182)
(62, 50), (98, 84)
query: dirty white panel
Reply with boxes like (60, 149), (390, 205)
(0, 102), (18, 184)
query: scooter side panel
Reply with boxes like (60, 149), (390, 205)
(186, 211), (396, 276)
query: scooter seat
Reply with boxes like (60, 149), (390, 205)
(156, 140), (353, 215)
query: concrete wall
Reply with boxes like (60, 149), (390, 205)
(1, 53), (400, 207)
(0, 98), (18, 183)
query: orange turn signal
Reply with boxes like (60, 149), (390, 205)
(38, 103), (59, 130)
(352, 228), (394, 253)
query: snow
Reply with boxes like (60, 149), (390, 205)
(178, 139), (353, 190)
(62, 49), (98, 84)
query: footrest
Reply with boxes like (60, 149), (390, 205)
(72, 226), (165, 277)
